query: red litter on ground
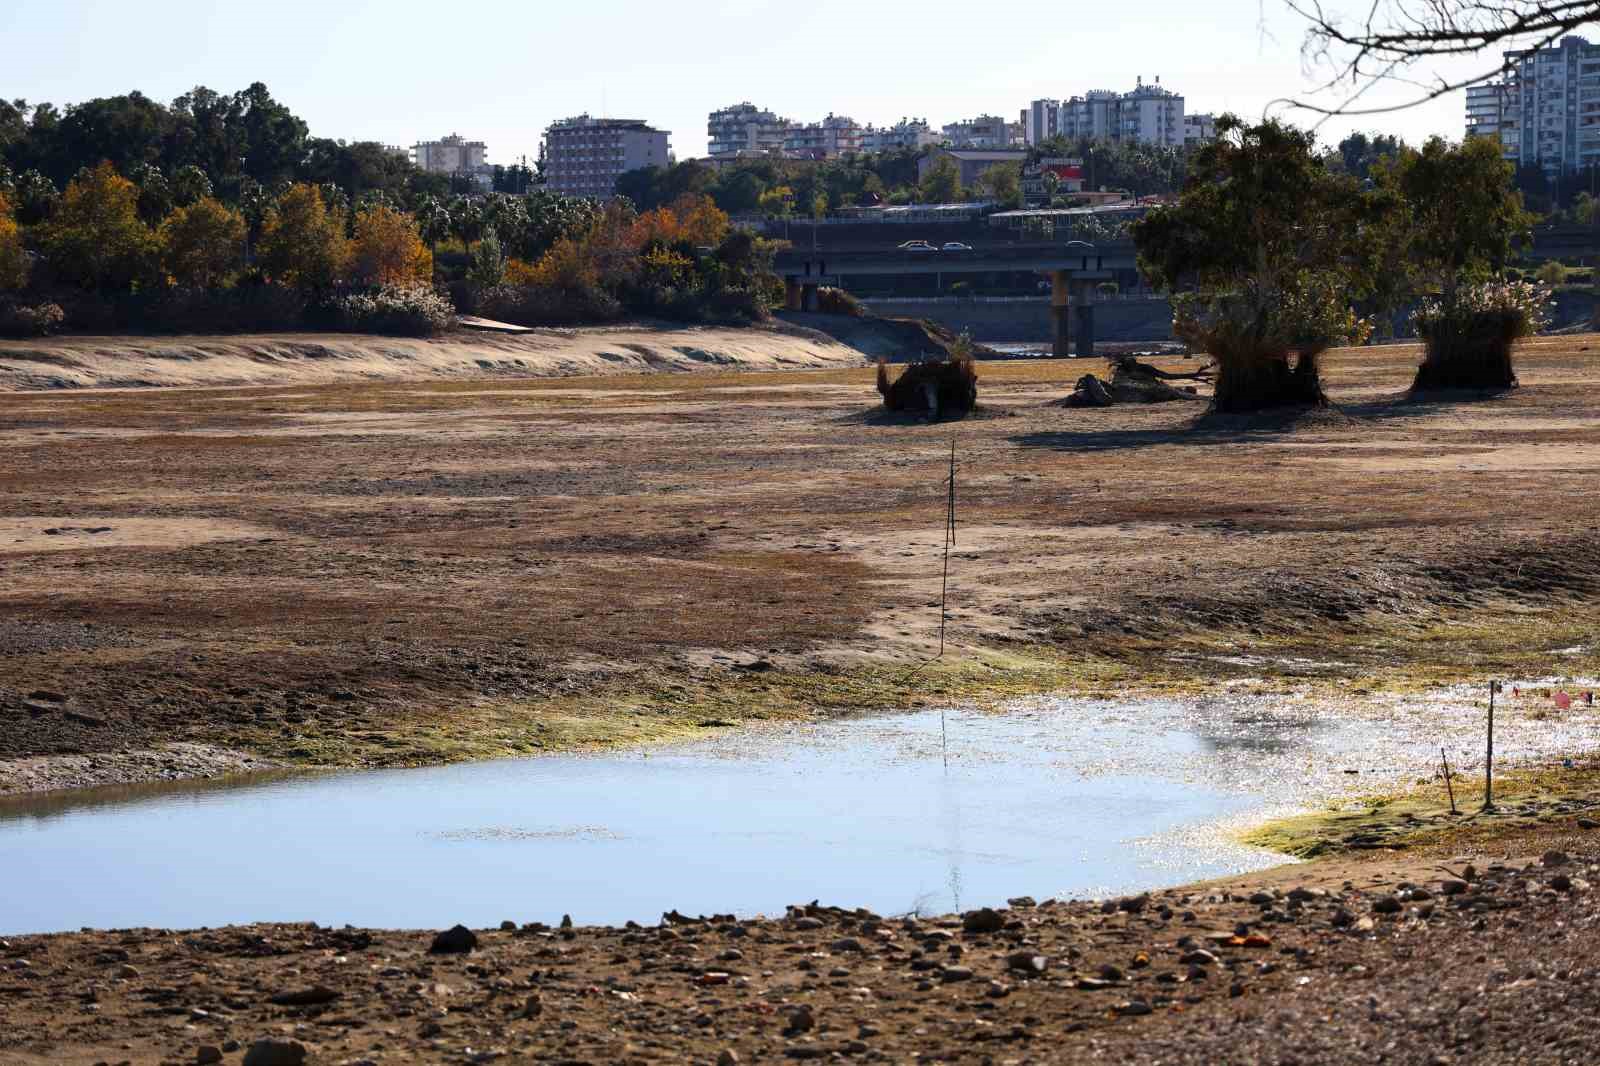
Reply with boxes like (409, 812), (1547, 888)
(1555, 690), (1573, 710)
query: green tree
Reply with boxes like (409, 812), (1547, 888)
(415, 195), (451, 256)
(38, 161), (157, 290)
(159, 196), (245, 288)
(467, 227), (506, 291)
(256, 182), (348, 291)
(919, 156), (962, 203)
(171, 164), (213, 207)
(12, 168), (58, 224)
(1133, 116), (1385, 412)
(976, 161), (1023, 209)
(1376, 136), (1537, 390)
(130, 162), (172, 225)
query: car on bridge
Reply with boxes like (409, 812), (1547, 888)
(941, 242), (973, 252)
(897, 240), (937, 253)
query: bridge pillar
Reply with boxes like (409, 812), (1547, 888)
(1049, 270), (1071, 358)
(784, 279), (802, 312)
(1070, 280), (1096, 358)
(801, 283), (820, 312)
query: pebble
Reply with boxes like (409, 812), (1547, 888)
(196, 1048), (223, 1065)
(830, 937), (865, 953)
(1551, 873), (1573, 892)
(792, 917), (824, 931)
(116, 964), (140, 979)
(428, 925), (478, 955)
(1372, 896), (1403, 915)
(941, 966), (974, 982)
(1007, 952), (1048, 974)
(1440, 880), (1469, 896)
(717, 1052), (739, 1066)
(1114, 999), (1152, 1016)
(1543, 851), (1570, 868)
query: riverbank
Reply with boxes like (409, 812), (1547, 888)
(4, 338), (1600, 796)
(2, 813), (1594, 1065)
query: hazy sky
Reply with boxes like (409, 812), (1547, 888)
(6, 0), (1523, 164)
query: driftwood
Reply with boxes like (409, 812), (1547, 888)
(1062, 360), (1203, 408)
(877, 356), (978, 418)
(1062, 373), (1114, 407)
(1114, 355), (1215, 381)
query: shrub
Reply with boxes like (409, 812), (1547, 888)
(335, 285), (456, 336)
(1534, 261), (1568, 287)
(1409, 280), (1549, 391)
(816, 286), (866, 317)
(477, 283), (622, 327)
(0, 300), (65, 338)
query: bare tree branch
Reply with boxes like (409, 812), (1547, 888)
(1278, 0), (1600, 122)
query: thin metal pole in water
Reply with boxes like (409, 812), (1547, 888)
(938, 437), (956, 768)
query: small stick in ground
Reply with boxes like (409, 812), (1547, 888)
(1441, 746), (1457, 814)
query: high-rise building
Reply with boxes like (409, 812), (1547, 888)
(1035, 79), (1188, 148)
(541, 115), (671, 199)
(1479, 35), (1600, 172)
(1025, 99), (1061, 145)
(707, 103), (794, 159)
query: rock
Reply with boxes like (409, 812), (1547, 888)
(241, 1039), (308, 1066)
(941, 966), (974, 982)
(792, 916), (824, 931)
(499, 920), (516, 931)
(719, 948), (745, 962)
(1065, 374), (1114, 407)
(1355, 917), (1376, 932)
(1542, 850), (1570, 868)
(1007, 952), (1048, 975)
(962, 908), (1004, 934)
(429, 924), (478, 954)
(116, 964), (141, 979)
(830, 937), (865, 953)
(717, 1052), (740, 1066)
(1229, 982), (1246, 998)
(1330, 908), (1356, 927)
(1076, 977), (1115, 990)
(1099, 963), (1125, 982)
(560, 914), (574, 929)
(197, 1048), (223, 1065)
(1006, 896), (1037, 908)
(1248, 892), (1274, 906)
(1114, 1000), (1153, 1016)
(1371, 896), (1403, 914)
(1551, 873), (1573, 892)
(1178, 950), (1218, 966)
(268, 985), (340, 1007)
(520, 995), (543, 1018)
(783, 1005), (815, 1035)
(1440, 880), (1469, 896)
(1117, 894), (1149, 915)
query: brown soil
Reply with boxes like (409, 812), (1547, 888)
(3, 337), (1600, 793)
(2, 818), (1596, 1065)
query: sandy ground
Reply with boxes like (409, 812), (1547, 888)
(2, 817), (1596, 1065)
(3, 336), (1600, 794)
(0, 322), (872, 391)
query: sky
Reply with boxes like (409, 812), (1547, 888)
(5, 0), (1528, 164)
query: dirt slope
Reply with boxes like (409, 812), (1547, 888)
(0, 322), (871, 391)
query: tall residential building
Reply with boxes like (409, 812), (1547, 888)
(782, 114), (863, 159)
(412, 133), (488, 174)
(1024, 99), (1061, 145)
(1038, 79), (1188, 148)
(541, 115), (671, 199)
(1486, 35), (1600, 172)
(707, 102), (793, 159)
(860, 118), (940, 153)
(942, 114), (1021, 149)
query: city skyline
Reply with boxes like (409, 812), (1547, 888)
(9, 0), (1507, 167)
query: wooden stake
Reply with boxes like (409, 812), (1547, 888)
(1441, 746), (1457, 815)
(1484, 681), (1497, 812)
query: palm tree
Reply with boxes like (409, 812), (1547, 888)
(415, 196), (451, 258)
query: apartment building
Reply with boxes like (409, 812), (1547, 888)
(1485, 34), (1600, 172)
(1033, 79), (1188, 148)
(1024, 99), (1061, 145)
(541, 115), (671, 199)
(410, 134), (493, 188)
(942, 114), (1023, 149)
(860, 118), (940, 154)
(1182, 112), (1217, 145)
(782, 114), (863, 160)
(707, 102), (793, 159)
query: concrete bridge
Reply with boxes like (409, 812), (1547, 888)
(774, 237), (1141, 357)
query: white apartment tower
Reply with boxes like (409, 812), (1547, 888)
(707, 103), (793, 159)
(1033, 79), (1187, 148)
(541, 115), (671, 199)
(411, 134), (487, 173)
(1480, 34), (1600, 172)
